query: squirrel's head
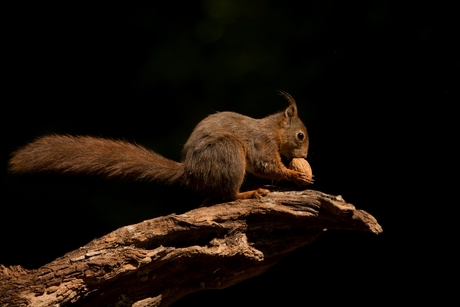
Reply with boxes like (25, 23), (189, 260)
(277, 91), (309, 159)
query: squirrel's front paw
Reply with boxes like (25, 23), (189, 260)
(288, 158), (313, 186)
(292, 171), (314, 186)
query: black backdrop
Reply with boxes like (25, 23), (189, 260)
(2, 0), (454, 305)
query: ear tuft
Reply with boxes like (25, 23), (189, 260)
(277, 90), (297, 119)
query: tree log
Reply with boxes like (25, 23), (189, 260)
(0, 190), (382, 307)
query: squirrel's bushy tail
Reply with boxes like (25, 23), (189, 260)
(9, 135), (184, 184)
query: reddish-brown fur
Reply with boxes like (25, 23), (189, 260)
(9, 92), (312, 201)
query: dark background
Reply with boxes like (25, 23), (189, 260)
(2, 0), (455, 305)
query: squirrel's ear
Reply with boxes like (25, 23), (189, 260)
(278, 90), (298, 119)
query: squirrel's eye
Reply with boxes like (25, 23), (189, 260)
(297, 132), (304, 141)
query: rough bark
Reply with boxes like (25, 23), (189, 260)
(0, 190), (382, 307)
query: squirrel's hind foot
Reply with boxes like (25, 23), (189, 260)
(236, 188), (270, 200)
(200, 188), (270, 207)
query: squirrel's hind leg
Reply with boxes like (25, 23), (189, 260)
(183, 134), (249, 201)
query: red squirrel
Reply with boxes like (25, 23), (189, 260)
(9, 91), (312, 201)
